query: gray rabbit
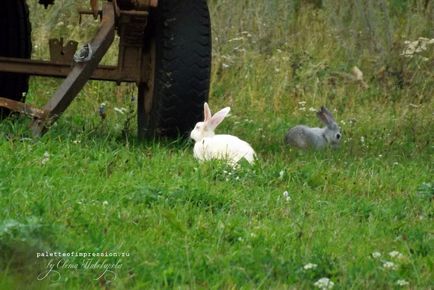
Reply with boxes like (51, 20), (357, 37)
(285, 106), (342, 150)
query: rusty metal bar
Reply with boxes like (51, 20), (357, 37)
(31, 2), (116, 136)
(120, 10), (149, 16)
(90, 0), (99, 19)
(0, 97), (47, 119)
(0, 57), (137, 82)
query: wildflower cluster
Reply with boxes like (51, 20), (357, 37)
(401, 37), (434, 59)
(371, 250), (410, 287)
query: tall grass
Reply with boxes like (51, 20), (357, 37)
(0, 0), (433, 289)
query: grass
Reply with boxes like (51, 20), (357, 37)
(1, 0), (433, 289)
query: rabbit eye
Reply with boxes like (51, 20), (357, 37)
(336, 133), (341, 140)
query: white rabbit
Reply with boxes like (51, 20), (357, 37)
(285, 106), (342, 150)
(190, 103), (256, 164)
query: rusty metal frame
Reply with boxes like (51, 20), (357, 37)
(0, 57), (137, 82)
(0, 97), (47, 119)
(0, 0), (158, 137)
(30, 2), (116, 136)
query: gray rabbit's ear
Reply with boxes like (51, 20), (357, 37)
(204, 102), (212, 121)
(317, 106), (336, 126)
(323, 107), (337, 123)
(316, 106), (329, 125)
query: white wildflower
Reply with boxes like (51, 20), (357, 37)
(102, 200), (109, 206)
(283, 191), (291, 202)
(396, 279), (409, 286)
(298, 107), (306, 111)
(73, 140), (81, 144)
(314, 277), (334, 289)
(372, 251), (381, 258)
(298, 101), (306, 106)
(279, 170), (285, 179)
(360, 136), (365, 143)
(389, 251), (405, 260)
(303, 263), (318, 270)
(401, 37), (434, 57)
(114, 107), (127, 114)
(383, 261), (397, 270)
(233, 46), (246, 53)
(41, 151), (50, 165)
(308, 107), (317, 112)
(241, 31), (252, 38)
(228, 36), (244, 42)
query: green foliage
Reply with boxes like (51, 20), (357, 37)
(417, 182), (434, 200)
(0, 0), (433, 288)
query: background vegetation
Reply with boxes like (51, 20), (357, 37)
(0, 0), (433, 289)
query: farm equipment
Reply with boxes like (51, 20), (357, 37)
(0, 0), (212, 138)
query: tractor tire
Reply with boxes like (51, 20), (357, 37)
(0, 0), (32, 119)
(143, 0), (212, 138)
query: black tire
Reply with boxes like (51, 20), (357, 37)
(144, 0), (212, 138)
(0, 0), (32, 119)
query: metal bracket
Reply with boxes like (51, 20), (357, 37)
(117, 10), (148, 84)
(78, 9), (103, 23)
(49, 38), (78, 64)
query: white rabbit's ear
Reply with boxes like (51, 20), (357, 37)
(206, 107), (230, 131)
(204, 102), (212, 121)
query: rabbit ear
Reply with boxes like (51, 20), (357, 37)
(322, 106), (337, 124)
(316, 107), (328, 125)
(317, 106), (336, 126)
(206, 107), (230, 131)
(204, 102), (212, 121)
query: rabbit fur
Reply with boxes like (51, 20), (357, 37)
(285, 106), (342, 150)
(190, 103), (256, 164)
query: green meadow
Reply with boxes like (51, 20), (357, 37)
(0, 0), (433, 289)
